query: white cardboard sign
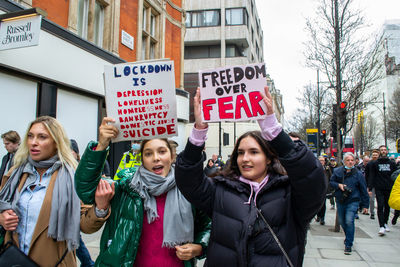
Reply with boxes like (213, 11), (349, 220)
(104, 60), (178, 142)
(199, 63), (268, 122)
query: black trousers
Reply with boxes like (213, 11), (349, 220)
(375, 189), (391, 227)
(317, 199), (326, 220)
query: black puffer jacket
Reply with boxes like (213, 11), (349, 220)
(176, 131), (326, 267)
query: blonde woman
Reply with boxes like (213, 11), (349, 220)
(0, 116), (105, 267)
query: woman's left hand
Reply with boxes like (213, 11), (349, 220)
(95, 179), (115, 210)
(175, 243), (202, 261)
(260, 86), (274, 115)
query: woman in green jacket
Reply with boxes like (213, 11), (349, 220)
(75, 117), (211, 267)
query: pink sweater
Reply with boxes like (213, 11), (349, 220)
(133, 193), (184, 267)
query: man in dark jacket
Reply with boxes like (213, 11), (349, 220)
(330, 152), (369, 255)
(0, 130), (20, 178)
(367, 145), (397, 235)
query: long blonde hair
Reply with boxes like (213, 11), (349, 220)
(13, 116), (78, 169)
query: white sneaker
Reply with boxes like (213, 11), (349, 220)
(384, 224), (390, 232)
(378, 227), (386, 236)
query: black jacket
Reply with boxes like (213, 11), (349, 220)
(367, 157), (397, 191)
(175, 131), (326, 267)
(0, 153), (13, 178)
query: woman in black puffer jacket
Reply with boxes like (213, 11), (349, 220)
(175, 87), (326, 267)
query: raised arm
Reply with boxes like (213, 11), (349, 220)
(75, 117), (118, 204)
(258, 86), (326, 224)
(175, 88), (216, 217)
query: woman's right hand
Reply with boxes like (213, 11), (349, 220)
(95, 179), (115, 210)
(96, 117), (119, 151)
(194, 88), (208, 130)
(0, 209), (19, 231)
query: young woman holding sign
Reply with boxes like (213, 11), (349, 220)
(175, 87), (326, 267)
(74, 118), (211, 267)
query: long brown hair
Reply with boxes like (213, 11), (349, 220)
(220, 131), (286, 179)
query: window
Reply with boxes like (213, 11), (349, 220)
(77, 0), (89, 38)
(93, 2), (104, 46)
(225, 44), (244, 57)
(226, 8), (247, 26)
(77, 0), (106, 47)
(186, 10), (220, 28)
(141, 4), (159, 60)
(185, 12), (191, 27)
(184, 45), (221, 59)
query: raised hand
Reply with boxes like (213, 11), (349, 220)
(175, 243), (202, 261)
(259, 86), (274, 115)
(95, 179), (115, 210)
(0, 209), (19, 231)
(194, 87), (208, 130)
(96, 117), (119, 151)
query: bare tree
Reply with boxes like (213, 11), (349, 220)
(304, 0), (384, 162)
(354, 113), (381, 153)
(387, 85), (400, 142)
(286, 84), (334, 141)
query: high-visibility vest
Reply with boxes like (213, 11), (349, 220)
(113, 150), (142, 180)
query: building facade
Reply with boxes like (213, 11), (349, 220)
(359, 20), (400, 153)
(0, 0), (188, 174)
(183, 0), (284, 160)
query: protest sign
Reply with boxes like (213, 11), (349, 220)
(199, 63), (268, 122)
(104, 60), (178, 142)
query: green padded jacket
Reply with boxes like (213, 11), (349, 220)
(75, 141), (211, 267)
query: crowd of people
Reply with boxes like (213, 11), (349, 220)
(0, 85), (399, 266)
(309, 144), (400, 255)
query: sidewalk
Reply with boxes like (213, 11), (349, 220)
(304, 202), (400, 267)
(82, 201), (400, 266)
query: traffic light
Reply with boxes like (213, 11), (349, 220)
(339, 101), (347, 130)
(321, 129), (327, 139)
(320, 129), (327, 148)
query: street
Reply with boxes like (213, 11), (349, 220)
(81, 200), (400, 266)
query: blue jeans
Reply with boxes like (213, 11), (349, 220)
(337, 201), (359, 248)
(76, 235), (95, 267)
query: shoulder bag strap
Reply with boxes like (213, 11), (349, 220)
(54, 248), (68, 267)
(257, 209), (294, 267)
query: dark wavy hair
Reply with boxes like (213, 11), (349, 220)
(220, 131), (286, 179)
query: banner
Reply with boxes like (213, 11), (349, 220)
(104, 60), (178, 142)
(199, 63), (268, 122)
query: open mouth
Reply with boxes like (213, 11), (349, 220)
(30, 149), (40, 155)
(152, 165), (164, 175)
(241, 165), (253, 171)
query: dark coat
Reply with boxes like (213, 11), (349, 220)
(0, 152), (13, 178)
(330, 166), (369, 208)
(367, 157), (397, 191)
(175, 131), (326, 267)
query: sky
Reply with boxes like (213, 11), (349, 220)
(254, 0), (400, 123)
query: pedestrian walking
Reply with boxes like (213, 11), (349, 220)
(175, 87), (326, 267)
(0, 116), (98, 267)
(0, 130), (20, 178)
(365, 149), (380, 219)
(70, 139), (95, 267)
(74, 117), (211, 267)
(330, 152), (369, 255)
(315, 156), (333, 225)
(367, 145), (397, 235)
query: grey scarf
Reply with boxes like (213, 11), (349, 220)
(0, 156), (80, 251)
(130, 165), (194, 248)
